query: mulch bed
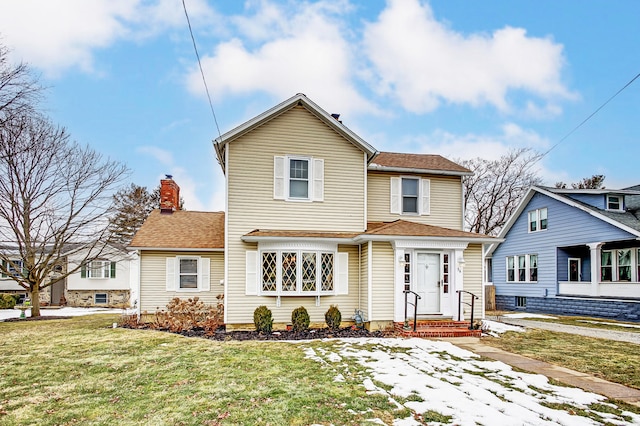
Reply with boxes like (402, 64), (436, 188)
(3, 316), (73, 322)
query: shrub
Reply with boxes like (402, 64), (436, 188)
(0, 293), (18, 309)
(145, 296), (224, 336)
(325, 305), (342, 330)
(253, 305), (273, 333)
(291, 306), (310, 332)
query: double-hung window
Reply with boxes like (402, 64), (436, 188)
(601, 249), (635, 282)
(528, 208), (547, 232)
(506, 254), (538, 282)
(607, 195), (623, 211)
(274, 156), (324, 202)
(82, 260), (115, 279)
(165, 256), (210, 292)
(390, 177), (430, 215)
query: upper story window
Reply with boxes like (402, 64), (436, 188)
(606, 195), (623, 211)
(165, 256), (211, 292)
(528, 208), (547, 232)
(81, 260), (115, 279)
(274, 156), (324, 202)
(390, 177), (430, 216)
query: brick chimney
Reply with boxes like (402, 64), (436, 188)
(160, 175), (180, 214)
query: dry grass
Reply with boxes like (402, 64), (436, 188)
(483, 328), (640, 389)
(0, 314), (398, 425)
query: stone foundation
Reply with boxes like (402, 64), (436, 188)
(65, 290), (131, 308)
(496, 295), (640, 322)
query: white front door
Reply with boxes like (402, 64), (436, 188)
(415, 252), (440, 314)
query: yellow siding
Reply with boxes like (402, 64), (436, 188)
(139, 251), (224, 313)
(367, 172), (463, 229)
(226, 106), (368, 325)
(370, 241), (394, 321)
(463, 244), (484, 320)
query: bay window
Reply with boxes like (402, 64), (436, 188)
(261, 249), (334, 295)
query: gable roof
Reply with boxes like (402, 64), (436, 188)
(129, 210), (225, 251)
(213, 93), (378, 173)
(369, 152), (472, 176)
(486, 186), (640, 256)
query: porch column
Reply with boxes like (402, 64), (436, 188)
(453, 249), (465, 320)
(393, 246), (405, 323)
(587, 242), (603, 297)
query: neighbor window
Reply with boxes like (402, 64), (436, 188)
(601, 249), (636, 282)
(568, 258), (581, 281)
(601, 251), (613, 281)
(179, 258), (198, 289)
(618, 249), (632, 281)
(515, 296), (527, 308)
(528, 208), (547, 232)
(82, 260), (115, 279)
(261, 249), (335, 295)
(94, 293), (108, 304)
(607, 195), (622, 211)
(402, 178), (419, 214)
(1, 259), (24, 278)
(506, 254), (538, 282)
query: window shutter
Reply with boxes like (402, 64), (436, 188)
(274, 156), (285, 200)
(312, 158), (324, 202)
(420, 178), (430, 215)
(199, 257), (211, 291)
(110, 262), (116, 278)
(1, 260), (6, 278)
(336, 252), (349, 295)
(80, 263), (86, 278)
(166, 258), (176, 291)
(390, 177), (401, 214)
(245, 251), (258, 295)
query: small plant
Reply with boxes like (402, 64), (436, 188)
(325, 305), (342, 330)
(143, 296), (224, 336)
(291, 306), (310, 332)
(0, 293), (18, 309)
(253, 305), (273, 333)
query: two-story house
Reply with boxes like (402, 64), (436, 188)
(487, 185), (640, 320)
(130, 94), (493, 330)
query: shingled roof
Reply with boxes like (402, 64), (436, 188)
(363, 220), (492, 240)
(129, 210), (225, 250)
(369, 152), (471, 176)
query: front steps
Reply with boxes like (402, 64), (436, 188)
(394, 320), (482, 338)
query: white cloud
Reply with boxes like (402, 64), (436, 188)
(363, 0), (573, 114)
(0, 0), (215, 76)
(185, 0), (378, 116)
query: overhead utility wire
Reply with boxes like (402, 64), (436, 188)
(540, 71), (640, 159)
(181, 0), (223, 149)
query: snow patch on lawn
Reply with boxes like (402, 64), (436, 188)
(302, 337), (640, 425)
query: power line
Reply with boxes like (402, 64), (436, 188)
(541, 71), (640, 158)
(181, 0), (222, 142)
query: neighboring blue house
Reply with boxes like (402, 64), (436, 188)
(486, 185), (640, 320)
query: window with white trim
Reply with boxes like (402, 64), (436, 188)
(528, 208), (547, 232)
(1, 259), (24, 278)
(94, 293), (108, 304)
(568, 258), (581, 281)
(601, 249), (635, 282)
(261, 250), (334, 295)
(165, 256), (211, 292)
(81, 260), (115, 279)
(390, 176), (430, 215)
(506, 254), (538, 282)
(607, 195), (623, 211)
(274, 156), (324, 202)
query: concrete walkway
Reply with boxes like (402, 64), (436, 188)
(442, 317), (640, 406)
(487, 316), (640, 344)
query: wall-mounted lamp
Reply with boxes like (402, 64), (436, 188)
(398, 255), (406, 265)
(457, 258), (466, 272)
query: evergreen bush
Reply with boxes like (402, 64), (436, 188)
(325, 305), (342, 330)
(291, 306), (310, 332)
(253, 305), (273, 333)
(0, 293), (17, 309)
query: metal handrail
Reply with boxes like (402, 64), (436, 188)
(403, 290), (421, 331)
(456, 290), (479, 330)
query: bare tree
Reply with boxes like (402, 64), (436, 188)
(0, 42), (42, 124)
(459, 148), (543, 236)
(555, 174), (605, 189)
(0, 113), (129, 316)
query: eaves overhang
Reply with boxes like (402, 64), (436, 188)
(129, 247), (225, 252)
(367, 164), (473, 177)
(241, 236), (357, 244)
(353, 234), (500, 244)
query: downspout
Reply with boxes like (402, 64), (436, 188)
(358, 243), (362, 312)
(136, 250), (141, 319)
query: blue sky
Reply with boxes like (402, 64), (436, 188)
(0, 0), (638, 211)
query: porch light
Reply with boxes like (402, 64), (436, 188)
(457, 258), (466, 272)
(398, 255), (406, 265)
